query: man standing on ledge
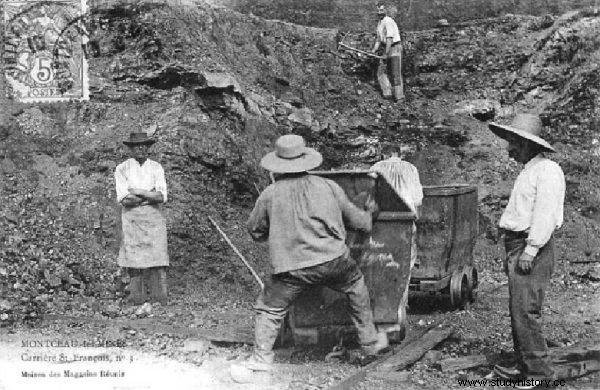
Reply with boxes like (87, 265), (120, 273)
(115, 132), (169, 305)
(489, 114), (565, 387)
(230, 134), (388, 383)
(371, 4), (404, 102)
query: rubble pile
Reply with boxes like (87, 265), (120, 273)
(1, 1), (599, 328)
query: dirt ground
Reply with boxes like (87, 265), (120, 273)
(1, 1), (600, 389)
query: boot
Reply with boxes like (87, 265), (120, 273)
(393, 85), (405, 102)
(230, 354), (272, 384)
(362, 331), (389, 356)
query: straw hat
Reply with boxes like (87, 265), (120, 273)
(488, 113), (555, 152)
(123, 132), (156, 146)
(260, 135), (323, 173)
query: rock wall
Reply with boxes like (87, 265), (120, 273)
(232, 0), (599, 30)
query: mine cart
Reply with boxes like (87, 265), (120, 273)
(286, 171), (478, 346)
(411, 185), (479, 308)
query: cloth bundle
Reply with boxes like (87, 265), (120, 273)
(370, 157), (423, 215)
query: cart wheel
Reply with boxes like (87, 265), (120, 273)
(450, 269), (471, 310)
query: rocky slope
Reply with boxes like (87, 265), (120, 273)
(0, 1), (598, 329)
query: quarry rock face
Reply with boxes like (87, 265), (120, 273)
(0, 2), (599, 332)
(231, 0), (599, 30)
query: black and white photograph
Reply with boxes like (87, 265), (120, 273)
(0, 0), (599, 389)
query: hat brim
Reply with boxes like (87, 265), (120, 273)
(123, 139), (156, 146)
(260, 147), (323, 173)
(488, 122), (555, 153)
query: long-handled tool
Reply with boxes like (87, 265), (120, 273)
(338, 42), (384, 59)
(208, 216), (265, 290)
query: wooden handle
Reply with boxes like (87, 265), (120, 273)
(338, 42), (384, 59)
(208, 216), (265, 290)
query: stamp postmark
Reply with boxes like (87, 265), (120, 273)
(3, 0), (89, 103)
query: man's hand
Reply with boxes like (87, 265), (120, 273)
(371, 42), (380, 54)
(121, 194), (143, 207)
(364, 195), (379, 215)
(517, 252), (534, 274)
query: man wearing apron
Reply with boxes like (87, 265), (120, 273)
(115, 132), (169, 304)
(371, 4), (404, 101)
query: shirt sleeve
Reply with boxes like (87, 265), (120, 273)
(153, 163), (168, 203)
(525, 162), (565, 256)
(384, 18), (399, 39)
(115, 164), (128, 203)
(329, 181), (372, 232)
(247, 187), (271, 242)
(410, 164), (423, 208)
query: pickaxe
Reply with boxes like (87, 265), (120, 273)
(338, 41), (384, 59)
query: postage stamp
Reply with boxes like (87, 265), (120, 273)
(3, 0), (89, 103)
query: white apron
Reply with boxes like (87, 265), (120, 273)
(118, 204), (169, 268)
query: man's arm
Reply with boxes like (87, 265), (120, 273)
(525, 163), (565, 256)
(121, 195), (143, 207)
(247, 188), (271, 242)
(384, 37), (393, 57)
(330, 183), (374, 232)
(371, 40), (381, 54)
(518, 163), (565, 273)
(128, 188), (164, 204)
(128, 164), (168, 205)
(115, 165), (143, 207)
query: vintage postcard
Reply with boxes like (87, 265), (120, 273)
(3, 0), (89, 102)
(1, 0), (599, 389)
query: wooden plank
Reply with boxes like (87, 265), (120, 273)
(43, 314), (254, 344)
(378, 327), (454, 372)
(549, 341), (600, 363)
(439, 354), (489, 372)
(569, 258), (600, 264)
(327, 326), (440, 390)
(435, 340), (600, 374)
(553, 359), (600, 379)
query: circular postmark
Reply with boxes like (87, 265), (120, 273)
(3, 0), (89, 102)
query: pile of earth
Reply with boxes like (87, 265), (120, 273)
(0, 1), (599, 326)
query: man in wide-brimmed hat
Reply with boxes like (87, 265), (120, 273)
(230, 134), (388, 383)
(115, 132), (169, 305)
(489, 114), (565, 386)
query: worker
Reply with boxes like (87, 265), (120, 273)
(370, 143), (422, 216)
(370, 143), (422, 332)
(230, 134), (388, 383)
(115, 132), (169, 305)
(371, 4), (404, 102)
(488, 114), (565, 386)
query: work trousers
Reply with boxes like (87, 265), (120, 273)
(127, 266), (168, 304)
(253, 254), (378, 363)
(377, 43), (404, 100)
(503, 233), (555, 378)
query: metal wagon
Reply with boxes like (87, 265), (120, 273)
(287, 171), (478, 345)
(411, 185), (479, 309)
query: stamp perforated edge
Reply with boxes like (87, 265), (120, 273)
(2, 0), (89, 103)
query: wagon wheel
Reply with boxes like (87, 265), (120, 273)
(450, 269), (471, 309)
